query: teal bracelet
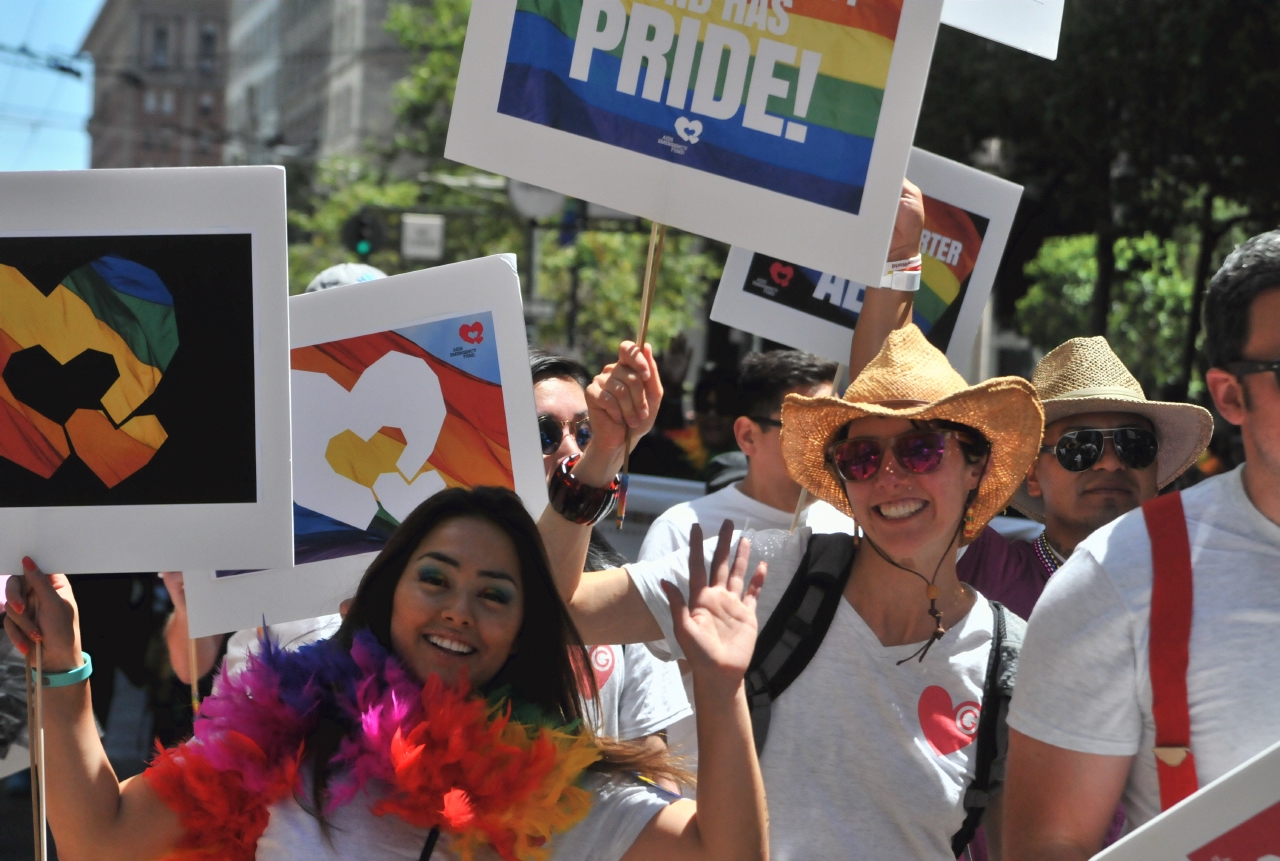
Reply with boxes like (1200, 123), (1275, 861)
(30, 652), (93, 688)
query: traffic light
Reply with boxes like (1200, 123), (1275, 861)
(340, 209), (387, 261)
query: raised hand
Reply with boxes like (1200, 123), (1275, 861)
(3, 557), (82, 673)
(585, 339), (663, 461)
(888, 177), (925, 262)
(661, 520), (766, 693)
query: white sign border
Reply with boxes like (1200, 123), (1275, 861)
(186, 254), (547, 637)
(709, 147), (1023, 375)
(0, 166), (294, 574)
(446, 0), (945, 287)
(941, 0), (1064, 61)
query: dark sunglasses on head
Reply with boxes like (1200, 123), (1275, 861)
(826, 429), (970, 483)
(539, 414), (592, 456)
(1040, 427), (1158, 472)
(1227, 359), (1280, 387)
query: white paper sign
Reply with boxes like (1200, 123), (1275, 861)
(0, 167), (293, 574)
(710, 147), (1022, 372)
(941, 0), (1064, 61)
(446, 0), (945, 286)
(1096, 737), (1280, 860)
(185, 254), (547, 637)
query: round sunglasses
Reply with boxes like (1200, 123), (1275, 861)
(826, 429), (970, 483)
(1040, 427), (1158, 472)
(539, 414), (592, 456)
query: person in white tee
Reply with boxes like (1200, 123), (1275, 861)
(638, 349), (856, 564)
(1004, 230), (1280, 859)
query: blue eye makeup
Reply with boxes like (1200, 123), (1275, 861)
(417, 566), (447, 586)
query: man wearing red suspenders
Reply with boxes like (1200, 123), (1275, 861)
(1002, 231), (1280, 860)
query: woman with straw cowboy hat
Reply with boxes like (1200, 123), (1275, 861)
(957, 336), (1213, 622)
(537, 322), (1044, 861)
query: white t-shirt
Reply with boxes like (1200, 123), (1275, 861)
(222, 615), (343, 678)
(627, 528), (999, 861)
(637, 483), (855, 562)
(257, 768), (676, 860)
(580, 643), (692, 741)
(1009, 464), (1280, 829)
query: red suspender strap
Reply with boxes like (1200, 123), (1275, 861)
(1141, 492), (1200, 810)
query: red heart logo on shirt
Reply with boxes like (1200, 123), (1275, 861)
(576, 645), (616, 699)
(458, 322), (484, 344)
(918, 685), (980, 756)
(769, 262), (794, 287)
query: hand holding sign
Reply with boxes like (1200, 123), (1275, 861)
(890, 178), (926, 262)
(577, 341), (662, 486)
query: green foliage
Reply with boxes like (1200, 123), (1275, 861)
(1016, 233), (1197, 395)
(286, 158), (420, 294)
(385, 0), (470, 167)
(536, 230), (721, 370)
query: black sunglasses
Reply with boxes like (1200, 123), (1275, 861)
(747, 415), (783, 429)
(1041, 427), (1158, 472)
(1227, 359), (1280, 387)
(538, 414), (592, 456)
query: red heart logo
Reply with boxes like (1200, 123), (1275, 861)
(458, 322), (484, 344)
(769, 261), (794, 287)
(918, 685), (980, 756)
(576, 646), (616, 699)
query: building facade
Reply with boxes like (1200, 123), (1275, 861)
(81, 0), (229, 169)
(223, 0), (410, 165)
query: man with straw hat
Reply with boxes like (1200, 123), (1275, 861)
(538, 321), (1044, 860)
(956, 337), (1213, 621)
(1003, 231), (1280, 858)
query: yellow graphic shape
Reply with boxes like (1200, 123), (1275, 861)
(325, 425), (408, 489)
(921, 255), (962, 305)
(0, 265), (164, 424)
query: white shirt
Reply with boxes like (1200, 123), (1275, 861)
(637, 483), (855, 563)
(222, 615), (343, 678)
(257, 768), (676, 860)
(627, 528), (999, 861)
(580, 643), (691, 741)
(1009, 465), (1280, 829)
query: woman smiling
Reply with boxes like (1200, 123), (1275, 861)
(3, 487), (768, 861)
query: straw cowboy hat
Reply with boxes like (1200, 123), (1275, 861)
(1010, 337), (1214, 521)
(781, 325), (1044, 545)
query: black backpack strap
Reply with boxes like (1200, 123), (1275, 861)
(951, 601), (1026, 857)
(744, 533), (857, 755)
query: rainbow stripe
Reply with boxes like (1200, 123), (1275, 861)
(499, 0), (902, 214)
(915, 196), (987, 332)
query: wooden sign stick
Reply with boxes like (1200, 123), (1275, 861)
(25, 649), (39, 857)
(188, 638), (201, 715)
(616, 221), (666, 529)
(33, 641), (47, 861)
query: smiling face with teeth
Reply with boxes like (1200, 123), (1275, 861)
(389, 516), (524, 688)
(838, 416), (988, 569)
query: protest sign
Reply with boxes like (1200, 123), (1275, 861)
(710, 147), (1021, 372)
(0, 167), (292, 574)
(1094, 737), (1280, 860)
(185, 255), (546, 637)
(941, 0), (1064, 60)
(447, 0), (945, 286)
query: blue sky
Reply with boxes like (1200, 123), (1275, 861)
(0, 0), (107, 171)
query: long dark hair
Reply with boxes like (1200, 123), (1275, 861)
(307, 486), (683, 818)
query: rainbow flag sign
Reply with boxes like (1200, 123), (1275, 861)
(710, 148), (1022, 377)
(185, 255), (547, 637)
(448, 0), (944, 286)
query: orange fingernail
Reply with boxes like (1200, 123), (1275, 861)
(16, 640), (28, 656)
(9, 600), (22, 615)
(29, 630), (41, 643)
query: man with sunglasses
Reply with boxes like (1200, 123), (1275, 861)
(956, 337), (1212, 623)
(1004, 231), (1280, 859)
(639, 350), (856, 564)
(530, 350), (691, 778)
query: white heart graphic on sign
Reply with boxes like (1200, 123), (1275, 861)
(292, 350), (446, 528)
(675, 117), (703, 144)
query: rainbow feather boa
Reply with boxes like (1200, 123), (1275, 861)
(144, 631), (601, 861)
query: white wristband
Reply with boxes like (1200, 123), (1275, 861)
(877, 255), (922, 292)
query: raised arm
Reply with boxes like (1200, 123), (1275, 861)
(538, 340), (666, 645)
(159, 571), (225, 685)
(624, 524), (769, 861)
(848, 179), (925, 379)
(4, 560), (183, 861)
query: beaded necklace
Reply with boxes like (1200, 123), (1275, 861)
(1033, 532), (1064, 574)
